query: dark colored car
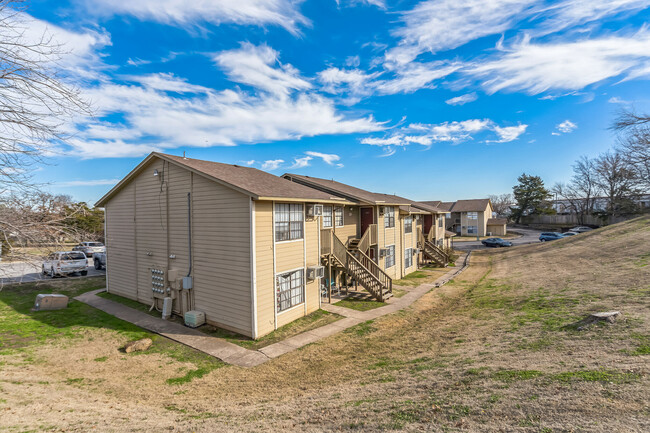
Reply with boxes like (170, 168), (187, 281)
(539, 232), (564, 242)
(482, 237), (513, 248)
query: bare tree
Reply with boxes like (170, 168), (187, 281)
(594, 151), (642, 218)
(612, 109), (650, 189)
(0, 0), (89, 194)
(488, 193), (513, 218)
(552, 157), (601, 225)
(0, 0), (92, 276)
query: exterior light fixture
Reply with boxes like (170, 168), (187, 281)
(153, 169), (159, 176)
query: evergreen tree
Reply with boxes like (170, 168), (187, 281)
(511, 174), (553, 223)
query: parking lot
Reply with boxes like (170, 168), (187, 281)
(452, 227), (544, 251)
(0, 258), (105, 285)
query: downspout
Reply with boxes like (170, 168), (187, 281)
(186, 192), (192, 278)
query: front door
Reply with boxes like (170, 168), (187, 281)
(360, 207), (374, 236)
(423, 214), (433, 234)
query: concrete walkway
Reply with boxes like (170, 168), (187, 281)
(75, 252), (469, 368)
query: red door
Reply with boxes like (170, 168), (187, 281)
(423, 215), (433, 234)
(360, 207), (374, 236)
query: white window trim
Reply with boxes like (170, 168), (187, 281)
(404, 216), (413, 234)
(275, 266), (306, 314)
(334, 206), (344, 227)
(385, 244), (396, 269)
(384, 206), (395, 228)
(405, 247), (413, 268)
(322, 205), (333, 228)
(274, 202), (305, 242)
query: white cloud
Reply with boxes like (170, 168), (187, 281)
(555, 120), (578, 134)
(361, 136), (406, 146)
(57, 179), (121, 187)
(608, 96), (631, 104)
(214, 43), (311, 95)
(83, 0), (309, 34)
(262, 159), (284, 170)
(445, 92), (478, 106)
(290, 156), (312, 168)
(388, 0), (650, 64)
(304, 151), (341, 165)
(243, 159), (256, 165)
(492, 124), (528, 142)
(469, 31), (650, 95)
(362, 119), (527, 150)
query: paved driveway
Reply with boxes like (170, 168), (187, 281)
(452, 227), (543, 251)
(0, 258), (105, 285)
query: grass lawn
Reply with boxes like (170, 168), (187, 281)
(393, 266), (450, 287)
(99, 291), (343, 350)
(0, 277), (224, 384)
(334, 297), (386, 311)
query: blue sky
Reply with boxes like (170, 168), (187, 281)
(23, 0), (650, 204)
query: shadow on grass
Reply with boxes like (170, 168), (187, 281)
(0, 277), (224, 384)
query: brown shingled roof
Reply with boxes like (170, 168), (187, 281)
(487, 218), (508, 225)
(423, 199), (491, 212)
(96, 153), (349, 207)
(283, 174), (412, 206)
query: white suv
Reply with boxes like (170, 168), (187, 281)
(72, 242), (106, 258)
(42, 251), (88, 278)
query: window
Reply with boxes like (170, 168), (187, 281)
(384, 206), (395, 228)
(322, 205), (333, 228)
(276, 269), (304, 312)
(385, 245), (395, 268)
(467, 212), (478, 220)
(334, 206), (344, 227)
(467, 225), (478, 234)
(438, 216), (443, 228)
(275, 203), (304, 241)
(405, 248), (413, 268)
(404, 216), (412, 234)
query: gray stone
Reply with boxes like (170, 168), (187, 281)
(33, 294), (68, 311)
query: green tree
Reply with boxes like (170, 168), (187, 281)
(62, 202), (105, 239)
(511, 173), (553, 223)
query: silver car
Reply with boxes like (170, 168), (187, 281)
(72, 242), (106, 257)
(42, 251), (88, 278)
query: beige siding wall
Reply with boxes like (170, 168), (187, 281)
(134, 159), (167, 305)
(104, 157), (253, 337)
(255, 200), (322, 337)
(487, 224), (506, 236)
(332, 205), (359, 243)
(105, 182), (137, 301)
(191, 173), (252, 336)
(255, 201), (275, 337)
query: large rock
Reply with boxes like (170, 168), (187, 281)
(124, 338), (153, 353)
(33, 294), (68, 311)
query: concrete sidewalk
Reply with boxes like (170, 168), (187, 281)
(75, 252), (469, 368)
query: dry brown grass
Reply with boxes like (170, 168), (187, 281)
(1, 217), (649, 432)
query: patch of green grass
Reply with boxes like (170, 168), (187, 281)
(203, 308), (342, 350)
(65, 378), (84, 385)
(551, 370), (640, 384)
(93, 356), (108, 362)
(0, 278), (149, 351)
(634, 252), (650, 267)
(493, 369), (543, 382)
(335, 297), (385, 311)
(392, 288), (408, 298)
(629, 334), (650, 356)
(344, 320), (376, 337)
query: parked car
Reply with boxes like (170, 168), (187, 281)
(569, 226), (593, 233)
(481, 238), (513, 248)
(539, 232), (564, 242)
(72, 242), (105, 257)
(42, 251), (88, 278)
(93, 251), (106, 270)
(561, 232), (577, 237)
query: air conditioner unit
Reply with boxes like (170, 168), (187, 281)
(305, 204), (323, 219)
(415, 248), (420, 255)
(306, 265), (325, 280)
(379, 248), (389, 257)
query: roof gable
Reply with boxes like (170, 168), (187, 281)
(96, 153), (349, 207)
